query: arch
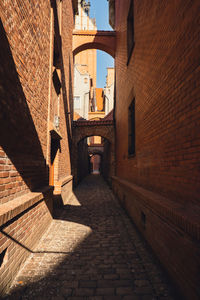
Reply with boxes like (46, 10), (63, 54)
(73, 42), (115, 58)
(76, 131), (113, 146)
(73, 120), (114, 146)
(89, 151), (103, 157)
(73, 30), (116, 58)
(72, 120), (115, 185)
(89, 117), (103, 121)
(88, 143), (105, 157)
(77, 134), (110, 145)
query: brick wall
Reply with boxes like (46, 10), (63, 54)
(0, 0), (75, 293)
(115, 0), (200, 205)
(73, 30), (116, 58)
(72, 120), (115, 185)
(48, 0), (74, 188)
(58, 0), (74, 181)
(0, 0), (51, 204)
(0, 190), (53, 294)
(114, 0), (200, 298)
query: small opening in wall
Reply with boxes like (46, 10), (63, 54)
(0, 248), (8, 268)
(141, 211), (146, 228)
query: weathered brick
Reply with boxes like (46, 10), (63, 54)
(113, 1), (200, 299)
(0, 0), (74, 293)
(96, 288), (115, 295)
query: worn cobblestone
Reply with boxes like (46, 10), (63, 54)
(4, 175), (175, 299)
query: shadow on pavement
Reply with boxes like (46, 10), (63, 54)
(2, 175), (176, 300)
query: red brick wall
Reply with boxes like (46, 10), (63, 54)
(0, 0), (75, 294)
(0, 192), (53, 294)
(0, 0), (51, 204)
(58, 0), (74, 180)
(114, 0), (200, 298)
(0, 0), (75, 201)
(115, 0), (200, 205)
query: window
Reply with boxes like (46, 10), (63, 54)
(52, 0), (61, 68)
(53, 69), (61, 95)
(53, 35), (61, 68)
(74, 96), (81, 109)
(128, 99), (135, 156)
(127, 0), (135, 65)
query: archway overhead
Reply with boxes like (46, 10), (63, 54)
(78, 134), (110, 143)
(73, 120), (114, 145)
(73, 30), (116, 58)
(89, 151), (104, 156)
(72, 119), (115, 186)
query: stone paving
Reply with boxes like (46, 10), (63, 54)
(4, 175), (176, 300)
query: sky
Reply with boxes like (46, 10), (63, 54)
(90, 0), (114, 88)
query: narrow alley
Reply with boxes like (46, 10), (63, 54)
(5, 176), (174, 300)
(1, 0), (199, 298)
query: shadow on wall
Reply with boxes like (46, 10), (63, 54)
(77, 138), (90, 184)
(0, 19), (48, 192)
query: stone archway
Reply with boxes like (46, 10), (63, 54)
(72, 120), (115, 185)
(73, 30), (116, 58)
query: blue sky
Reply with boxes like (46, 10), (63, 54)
(90, 0), (114, 88)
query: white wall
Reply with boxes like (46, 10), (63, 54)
(74, 65), (90, 119)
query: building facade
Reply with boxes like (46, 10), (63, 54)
(103, 67), (115, 116)
(74, 0), (97, 86)
(74, 64), (90, 119)
(73, 0), (114, 122)
(73, 0), (97, 120)
(0, 0), (78, 294)
(109, 0), (200, 299)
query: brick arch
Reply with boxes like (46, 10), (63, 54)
(72, 120), (115, 185)
(89, 152), (103, 157)
(88, 149), (104, 156)
(77, 133), (112, 145)
(73, 42), (115, 58)
(73, 30), (116, 58)
(73, 120), (114, 146)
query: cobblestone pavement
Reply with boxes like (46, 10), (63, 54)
(5, 175), (176, 300)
